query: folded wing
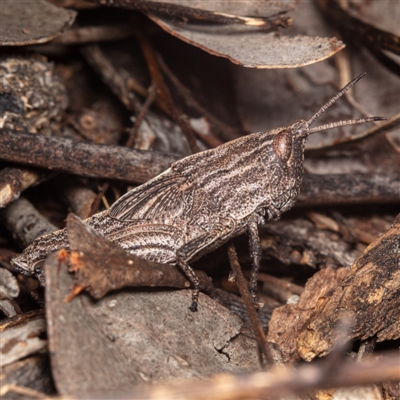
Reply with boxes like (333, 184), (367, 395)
(109, 170), (188, 221)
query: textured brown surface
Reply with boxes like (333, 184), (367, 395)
(261, 217), (360, 269)
(0, 55), (68, 135)
(267, 267), (349, 363)
(297, 214), (400, 361)
(1, 198), (57, 248)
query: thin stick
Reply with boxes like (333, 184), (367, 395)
(292, 173), (400, 206)
(0, 384), (49, 399)
(227, 242), (273, 366)
(81, 44), (143, 114)
(0, 167), (42, 208)
(136, 32), (200, 153)
(89, 182), (110, 217)
(126, 84), (158, 149)
(100, 351), (400, 400)
(158, 55), (239, 143)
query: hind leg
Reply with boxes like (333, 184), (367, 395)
(176, 230), (229, 311)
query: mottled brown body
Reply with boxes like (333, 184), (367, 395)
(11, 74), (384, 310)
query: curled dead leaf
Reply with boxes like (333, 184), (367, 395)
(149, 15), (344, 69)
(0, 0), (76, 46)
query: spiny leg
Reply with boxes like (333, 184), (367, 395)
(247, 218), (262, 304)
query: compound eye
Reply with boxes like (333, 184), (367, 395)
(272, 131), (292, 162)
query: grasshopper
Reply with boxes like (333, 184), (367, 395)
(11, 73), (384, 311)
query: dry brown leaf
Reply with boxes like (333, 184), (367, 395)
(233, 1), (399, 152)
(140, 0), (295, 19)
(98, 0), (295, 26)
(45, 251), (259, 396)
(148, 14), (344, 69)
(0, 0), (76, 46)
(297, 214), (400, 361)
(316, 0), (400, 56)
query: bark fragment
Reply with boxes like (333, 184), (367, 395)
(267, 267), (349, 363)
(0, 168), (42, 209)
(1, 310), (47, 367)
(0, 55), (68, 135)
(297, 214), (400, 361)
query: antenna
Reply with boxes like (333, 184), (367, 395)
(307, 116), (386, 135)
(304, 72), (386, 134)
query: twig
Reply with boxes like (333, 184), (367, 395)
(315, 0), (400, 55)
(53, 351), (400, 399)
(335, 49), (375, 118)
(81, 44), (143, 114)
(0, 129), (179, 183)
(0, 384), (49, 399)
(0, 167), (42, 208)
(126, 84), (158, 149)
(158, 55), (240, 143)
(137, 32), (200, 153)
(252, 272), (304, 303)
(0, 197), (57, 247)
(297, 173), (400, 206)
(227, 242), (273, 366)
(89, 182), (110, 217)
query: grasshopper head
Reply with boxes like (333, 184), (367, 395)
(264, 73), (385, 217)
(271, 72), (386, 175)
